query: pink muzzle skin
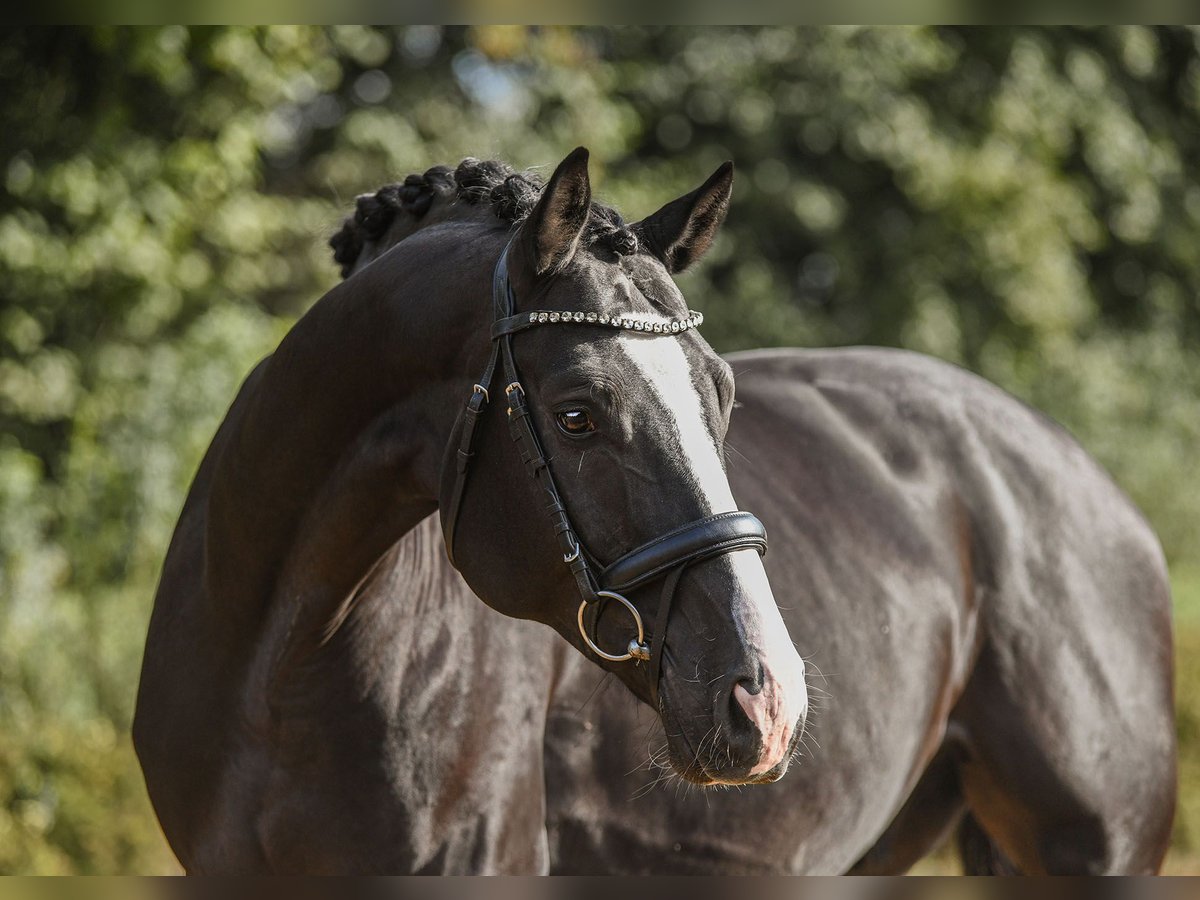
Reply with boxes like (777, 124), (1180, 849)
(734, 677), (799, 776)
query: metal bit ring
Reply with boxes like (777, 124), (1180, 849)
(577, 590), (650, 662)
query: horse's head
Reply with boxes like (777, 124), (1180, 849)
(443, 149), (807, 785)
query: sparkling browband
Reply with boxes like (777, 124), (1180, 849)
(526, 309), (704, 334)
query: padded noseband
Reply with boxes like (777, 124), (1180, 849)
(601, 511), (766, 592)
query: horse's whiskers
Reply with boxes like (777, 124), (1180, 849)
(575, 671), (614, 716)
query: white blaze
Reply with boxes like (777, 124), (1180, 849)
(616, 334), (807, 775)
(615, 333), (735, 514)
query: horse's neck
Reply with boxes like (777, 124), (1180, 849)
(204, 225), (498, 667)
(351, 201), (492, 277)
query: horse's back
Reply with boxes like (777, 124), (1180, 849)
(730, 345), (1170, 619)
(731, 345), (1172, 719)
(731, 346), (1175, 873)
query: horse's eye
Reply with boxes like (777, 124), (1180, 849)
(556, 409), (595, 435)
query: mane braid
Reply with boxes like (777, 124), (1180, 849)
(330, 157), (638, 278)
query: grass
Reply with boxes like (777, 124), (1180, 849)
(1166, 564), (1200, 874)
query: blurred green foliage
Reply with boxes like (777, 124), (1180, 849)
(1, 26), (1198, 873)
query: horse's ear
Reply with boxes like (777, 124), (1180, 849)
(634, 162), (734, 274)
(518, 146), (592, 277)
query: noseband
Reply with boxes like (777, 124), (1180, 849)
(443, 238), (767, 698)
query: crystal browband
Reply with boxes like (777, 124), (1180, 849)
(523, 309), (704, 334)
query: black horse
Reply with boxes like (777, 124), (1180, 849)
(134, 150), (1175, 874)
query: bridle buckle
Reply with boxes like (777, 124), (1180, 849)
(563, 535), (581, 564)
(505, 381), (524, 417)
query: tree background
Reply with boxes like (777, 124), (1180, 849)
(1, 26), (1198, 873)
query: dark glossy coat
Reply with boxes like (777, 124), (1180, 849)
(134, 152), (1175, 874)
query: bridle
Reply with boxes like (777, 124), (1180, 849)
(443, 236), (768, 700)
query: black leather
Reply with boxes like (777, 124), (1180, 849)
(491, 312), (538, 340)
(600, 511), (767, 592)
(443, 382), (492, 566)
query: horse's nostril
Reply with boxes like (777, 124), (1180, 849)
(731, 681), (765, 733)
(737, 671), (762, 695)
(729, 684), (751, 727)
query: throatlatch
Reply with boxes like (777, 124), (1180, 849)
(442, 237), (768, 697)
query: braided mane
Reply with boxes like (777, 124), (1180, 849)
(329, 158), (639, 279)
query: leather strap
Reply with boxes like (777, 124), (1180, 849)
(648, 565), (686, 706)
(442, 244), (510, 566)
(443, 381), (491, 566)
(445, 241), (601, 600)
(503, 374), (598, 603)
(492, 312), (538, 340)
(601, 511), (767, 592)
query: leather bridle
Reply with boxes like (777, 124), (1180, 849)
(443, 237), (768, 699)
